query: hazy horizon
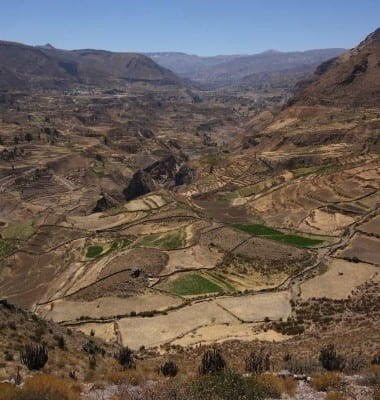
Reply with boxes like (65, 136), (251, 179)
(0, 0), (378, 56)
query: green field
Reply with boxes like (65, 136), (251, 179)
(167, 273), (223, 296)
(292, 164), (336, 178)
(86, 245), (103, 258)
(86, 237), (132, 258)
(2, 219), (35, 240)
(233, 224), (324, 247)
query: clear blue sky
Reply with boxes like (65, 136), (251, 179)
(0, 0), (379, 56)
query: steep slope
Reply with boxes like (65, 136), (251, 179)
(0, 41), (73, 90)
(289, 28), (380, 107)
(242, 28), (380, 151)
(0, 41), (183, 90)
(41, 47), (182, 86)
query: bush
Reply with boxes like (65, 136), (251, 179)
(319, 344), (345, 371)
(21, 375), (79, 400)
(82, 340), (105, 356)
(160, 360), (179, 377)
(114, 346), (134, 369)
(20, 344), (48, 370)
(199, 348), (226, 375)
(310, 372), (342, 392)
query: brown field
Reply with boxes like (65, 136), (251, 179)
(216, 291), (291, 322)
(300, 258), (379, 299)
(37, 292), (183, 323)
(338, 233), (380, 265)
(117, 301), (238, 349)
(358, 214), (380, 235)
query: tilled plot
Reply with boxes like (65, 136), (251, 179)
(358, 215), (380, 236)
(199, 226), (249, 252)
(67, 270), (150, 301)
(301, 258), (378, 300)
(99, 248), (168, 278)
(118, 301), (237, 349)
(22, 226), (87, 253)
(216, 291), (291, 322)
(39, 292), (183, 322)
(338, 233), (380, 265)
(233, 237), (314, 272)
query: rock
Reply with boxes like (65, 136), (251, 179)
(144, 155), (179, 182)
(175, 165), (195, 186)
(123, 170), (156, 201)
(92, 193), (117, 213)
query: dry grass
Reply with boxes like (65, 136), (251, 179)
(22, 375), (81, 400)
(0, 383), (21, 400)
(256, 374), (298, 397)
(310, 372), (342, 392)
(326, 392), (346, 400)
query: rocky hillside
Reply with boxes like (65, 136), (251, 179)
(0, 41), (183, 90)
(289, 28), (380, 107)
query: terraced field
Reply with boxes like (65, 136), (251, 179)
(0, 124), (378, 354)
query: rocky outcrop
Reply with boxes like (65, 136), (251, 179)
(123, 170), (156, 201)
(175, 165), (195, 186)
(144, 155), (179, 183)
(92, 193), (118, 213)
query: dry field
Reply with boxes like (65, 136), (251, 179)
(300, 258), (379, 299)
(338, 233), (380, 265)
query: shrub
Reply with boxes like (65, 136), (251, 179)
(20, 344), (48, 370)
(199, 348), (226, 375)
(21, 375), (79, 400)
(82, 340), (105, 356)
(160, 360), (179, 377)
(54, 335), (65, 350)
(245, 348), (271, 374)
(114, 346), (134, 369)
(319, 344), (345, 371)
(372, 353), (380, 365)
(311, 372), (342, 392)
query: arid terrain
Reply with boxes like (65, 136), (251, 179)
(0, 28), (379, 400)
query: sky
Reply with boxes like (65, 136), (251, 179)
(0, 0), (379, 56)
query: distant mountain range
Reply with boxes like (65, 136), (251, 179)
(0, 41), (182, 90)
(145, 49), (347, 85)
(0, 41), (350, 92)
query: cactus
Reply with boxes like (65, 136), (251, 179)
(114, 346), (134, 369)
(199, 348), (226, 375)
